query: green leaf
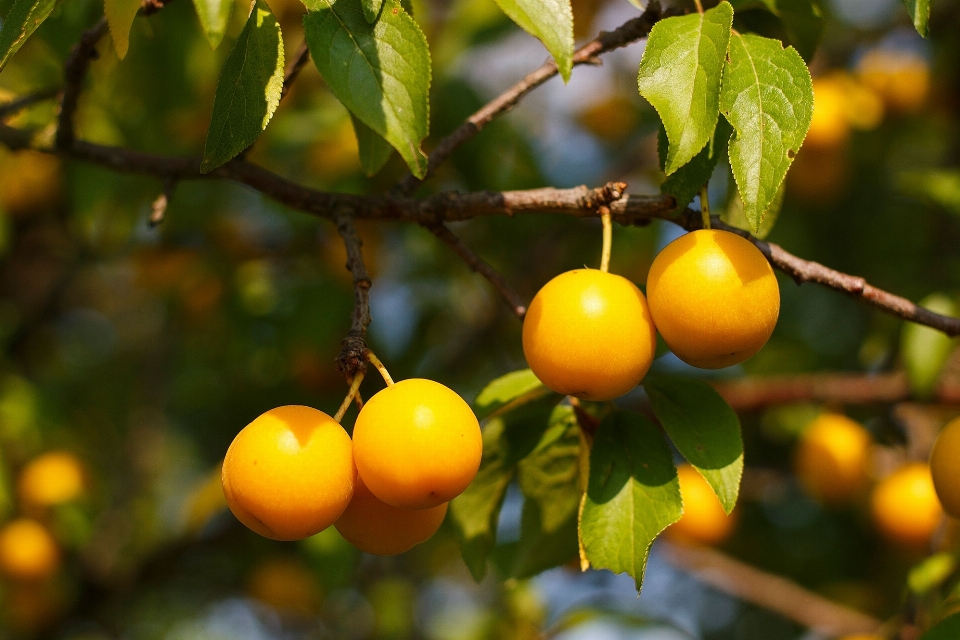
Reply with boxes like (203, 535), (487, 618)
(361, 0), (383, 22)
(643, 375), (743, 514)
(518, 405), (580, 533)
(898, 169), (960, 216)
(201, 0), (285, 173)
(720, 33), (812, 232)
(193, 0), (234, 49)
(0, 0), (65, 72)
(304, 0), (431, 178)
(658, 118), (732, 212)
(921, 614), (960, 640)
(721, 180), (784, 239)
(908, 553), (956, 595)
(901, 0), (931, 37)
(105, 0), (142, 59)
(351, 115), (393, 176)
(493, 0), (573, 82)
(494, 500), (578, 579)
(580, 411), (682, 591)
(638, 1), (733, 175)
(729, 0), (824, 61)
(473, 368), (556, 421)
(450, 395), (561, 581)
(901, 293), (958, 399)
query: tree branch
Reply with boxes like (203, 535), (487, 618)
(424, 222), (527, 317)
(661, 540), (885, 637)
(281, 41), (311, 101)
(334, 214), (373, 379)
(711, 371), (960, 411)
(56, 17), (109, 150)
(392, 2), (666, 196)
(0, 87), (60, 120)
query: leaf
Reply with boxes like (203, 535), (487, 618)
(193, 0), (234, 49)
(908, 553), (956, 595)
(304, 0), (431, 178)
(450, 395), (561, 581)
(580, 411), (682, 591)
(921, 614), (960, 640)
(901, 0), (931, 37)
(643, 375), (743, 514)
(105, 0), (142, 59)
(901, 294), (958, 399)
(361, 0), (383, 22)
(493, 0), (573, 82)
(351, 115), (393, 176)
(201, 0), (285, 173)
(658, 118), (732, 212)
(518, 405), (580, 533)
(729, 0), (824, 61)
(0, 0), (65, 72)
(638, 1), (733, 175)
(721, 179), (784, 239)
(473, 368), (556, 421)
(720, 32), (812, 232)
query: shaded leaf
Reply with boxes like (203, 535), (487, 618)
(494, 500), (578, 579)
(0, 0), (65, 72)
(901, 0), (931, 37)
(193, 0), (234, 49)
(658, 118), (732, 212)
(450, 395), (561, 581)
(518, 405), (580, 533)
(105, 0), (141, 59)
(304, 0), (431, 178)
(720, 32), (812, 232)
(351, 114), (393, 176)
(729, 0), (824, 61)
(493, 0), (573, 82)
(361, 0), (383, 22)
(638, 1), (732, 175)
(921, 614), (960, 640)
(201, 0), (284, 173)
(643, 375), (743, 514)
(721, 179), (784, 239)
(473, 368), (556, 421)
(901, 293), (958, 399)
(580, 411), (682, 591)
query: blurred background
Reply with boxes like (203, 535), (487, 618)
(0, 0), (960, 636)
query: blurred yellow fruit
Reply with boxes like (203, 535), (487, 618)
(787, 146), (850, 203)
(0, 519), (60, 581)
(871, 463), (943, 548)
(0, 150), (61, 215)
(806, 77), (851, 150)
(576, 95), (639, 141)
(858, 49), (930, 115)
(930, 416), (960, 518)
(247, 557), (322, 616)
(18, 451), (85, 509)
(667, 464), (736, 545)
(335, 475), (448, 556)
(795, 413), (871, 505)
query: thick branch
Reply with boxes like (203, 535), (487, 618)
(334, 214), (372, 379)
(662, 541), (884, 637)
(56, 17), (109, 150)
(392, 2), (665, 196)
(712, 372), (960, 411)
(0, 87), (60, 120)
(425, 223), (527, 317)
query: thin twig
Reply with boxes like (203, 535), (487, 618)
(425, 223), (527, 318)
(392, 2), (666, 196)
(0, 87), (60, 120)
(365, 350), (394, 386)
(56, 17), (109, 150)
(334, 214), (373, 379)
(662, 541), (884, 637)
(599, 207), (612, 272)
(333, 371), (365, 422)
(281, 41), (311, 101)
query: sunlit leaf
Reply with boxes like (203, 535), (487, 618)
(638, 1), (732, 175)
(104, 0), (141, 59)
(644, 375), (743, 514)
(720, 32), (812, 232)
(901, 0), (931, 37)
(193, 0), (234, 49)
(304, 0), (431, 178)
(493, 0), (573, 82)
(201, 0), (284, 173)
(580, 411), (682, 591)
(0, 0), (65, 72)
(901, 293), (958, 399)
(361, 0), (384, 22)
(473, 368), (556, 421)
